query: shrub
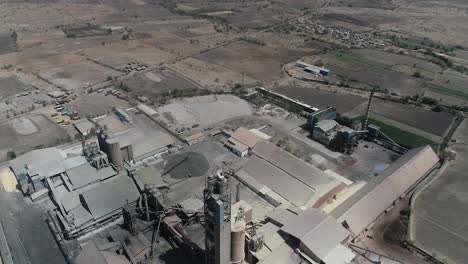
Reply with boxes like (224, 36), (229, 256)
(6, 151), (16, 160)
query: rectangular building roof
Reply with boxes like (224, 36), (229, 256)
(242, 156), (315, 207)
(252, 141), (341, 191)
(227, 138), (249, 153)
(81, 176), (140, 220)
(184, 132), (204, 142)
(118, 130), (175, 160)
(331, 146), (439, 235)
(314, 119), (338, 133)
(63, 155), (88, 171)
(133, 163), (166, 190)
(231, 127), (263, 148)
(10, 148), (66, 179)
(281, 208), (350, 261)
(249, 128), (271, 140)
(66, 164), (117, 190)
(75, 240), (108, 264)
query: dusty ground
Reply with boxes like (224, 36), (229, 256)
(65, 89), (130, 117)
(0, 113), (69, 161)
(171, 58), (258, 90)
(122, 68), (199, 100)
(39, 61), (122, 91)
(353, 197), (427, 264)
(194, 40), (309, 82)
(0, 74), (35, 99)
(158, 94), (252, 129)
(411, 118), (468, 264)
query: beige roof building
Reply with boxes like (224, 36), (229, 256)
(241, 141), (349, 208)
(230, 127), (263, 149)
(281, 208), (354, 263)
(331, 146), (439, 235)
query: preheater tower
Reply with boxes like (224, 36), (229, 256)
(204, 170), (231, 264)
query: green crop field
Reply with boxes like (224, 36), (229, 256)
(427, 83), (468, 100)
(368, 118), (439, 151)
(331, 50), (389, 69)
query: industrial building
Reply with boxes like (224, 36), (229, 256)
(255, 87), (319, 115)
(8, 127), (151, 238)
(331, 146), (439, 235)
(295, 61), (331, 76)
(236, 141), (351, 209)
(6, 87), (442, 264)
(247, 207), (355, 264)
(225, 126), (271, 157)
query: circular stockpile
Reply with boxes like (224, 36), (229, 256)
(9, 117), (38, 135)
(164, 152), (209, 180)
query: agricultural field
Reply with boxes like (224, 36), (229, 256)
(411, 119), (468, 264)
(0, 75), (35, 99)
(370, 99), (454, 137)
(0, 32), (16, 55)
(195, 41), (309, 81)
(172, 57), (258, 90)
(321, 50), (429, 96)
(39, 61), (122, 91)
(367, 118), (439, 150)
(122, 68), (199, 100)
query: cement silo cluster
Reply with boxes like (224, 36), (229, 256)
(97, 127), (124, 170)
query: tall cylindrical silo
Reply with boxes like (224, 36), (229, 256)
(231, 220), (246, 264)
(106, 137), (123, 170)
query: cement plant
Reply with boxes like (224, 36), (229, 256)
(0, 0), (467, 264)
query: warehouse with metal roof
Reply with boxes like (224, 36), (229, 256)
(238, 141), (349, 208)
(230, 127), (263, 149)
(281, 208), (355, 264)
(331, 146), (439, 235)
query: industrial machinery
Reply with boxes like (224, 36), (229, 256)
(82, 140), (110, 169)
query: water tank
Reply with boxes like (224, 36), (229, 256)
(231, 220), (246, 264)
(106, 137), (123, 170)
